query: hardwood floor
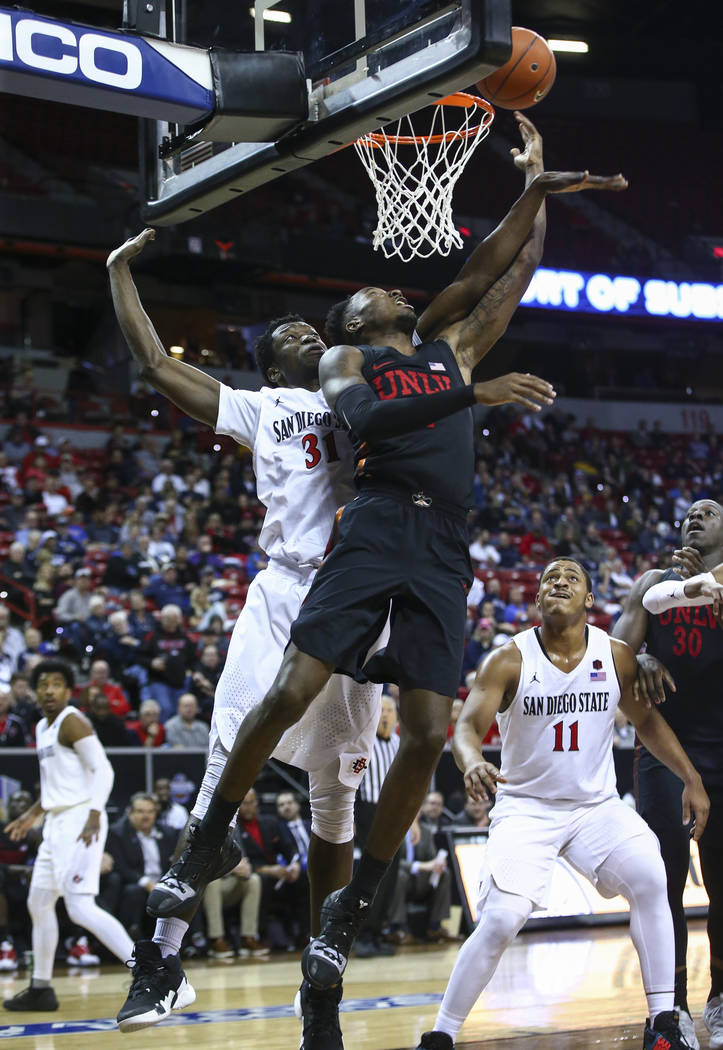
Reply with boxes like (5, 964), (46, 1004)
(0, 921), (710, 1049)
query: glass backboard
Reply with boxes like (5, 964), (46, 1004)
(143, 0), (510, 224)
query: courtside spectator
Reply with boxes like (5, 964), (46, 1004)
(468, 529), (500, 568)
(144, 564), (189, 613)
(77, 660), (130, 718)
(153, 777), (189, 833)
(164, 693), (209, 749)
(53, 566), (93, 624)
(0, 688), (27, 746)
(86, 691), (132, 748)
(139, 604), (195, 721)
(127, 699), (165, 748)
(106, 794), (176, 940)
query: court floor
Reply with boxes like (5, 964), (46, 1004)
(0, 921), (711, 1049)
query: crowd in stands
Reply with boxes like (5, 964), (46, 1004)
(0, 405), (720, 965)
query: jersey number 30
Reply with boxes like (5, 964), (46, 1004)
(302, 431), (340, 470)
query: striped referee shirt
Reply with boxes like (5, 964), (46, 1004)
(358, 732), (400, 804)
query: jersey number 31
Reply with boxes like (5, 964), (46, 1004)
(302, 431), (340, 470)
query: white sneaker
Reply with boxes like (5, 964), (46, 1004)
(704, 995), (723, 1049)
(675, 1007), (699, 1049)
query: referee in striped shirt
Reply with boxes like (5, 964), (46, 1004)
(354, 694), (401, 956)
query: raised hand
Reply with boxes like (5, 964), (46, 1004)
(672, 546), (706, 578)
(107, 228), (156, 270)
(510, 111), (543, 173)
(473, 372), (556, 412)
(536, 170), (628, 194)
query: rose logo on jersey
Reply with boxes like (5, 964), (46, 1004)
(349, 757), (368, 776)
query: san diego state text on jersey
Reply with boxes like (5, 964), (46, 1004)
(272, 408), (344, 442)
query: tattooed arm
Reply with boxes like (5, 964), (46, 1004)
(418, 112), (545, 378)
(419, 113), (625, 379)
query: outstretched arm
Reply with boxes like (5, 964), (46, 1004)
(417, 111), (547, 354)
(320, 345), (555, 441)
(107, 229), (220, 428)
(452, 643), (520, 801)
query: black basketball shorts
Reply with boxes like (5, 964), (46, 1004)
(290, 489), (473, 697)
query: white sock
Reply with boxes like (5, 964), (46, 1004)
(153, 917), (189, 957)
(28, 887), (60, 983)
(595, 836), (675, 1023)
(435, 881), (532, 1039)
(64, 893), (134, 964)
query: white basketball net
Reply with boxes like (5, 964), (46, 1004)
(354, 94), (494, 262)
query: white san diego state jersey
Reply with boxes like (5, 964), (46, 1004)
(496, 625), (621, 805)
(215, 384), (356, 568)
(36, 706), (92, 812)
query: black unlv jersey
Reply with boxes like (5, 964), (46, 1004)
(644, 567), (723, 776)
(354, 339), (474, 510)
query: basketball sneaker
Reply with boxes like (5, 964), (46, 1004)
(294, 978), (344, 1050)
(0, 940), (18, 972)
(675, 1007), (700, 1049)
(66, 936), (100, 967)
(302, 888), (370, 990)
(3, 984), (59, 1011)
(146, 823), (243, 918)
(703, 995), (723, 1049)
(116, 940), (196, 1033)
(415, 1032), (454, 1050)
(643, 1009), (696, 1049)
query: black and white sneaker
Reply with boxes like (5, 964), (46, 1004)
(117, 940), (196, 1033)
(147, 823), (242, 919)
(294, 979), (344, 1050)
(301, 888), (369, 990)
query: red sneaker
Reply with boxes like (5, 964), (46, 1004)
(66, 936), (100, 967)
(0, 940), (18, 972)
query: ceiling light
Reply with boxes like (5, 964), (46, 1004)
(169, 345), (184, 358)
(548, 39), (589, 54)
(249, 7), (292, 23)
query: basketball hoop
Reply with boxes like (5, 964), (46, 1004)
(354, 93), (495, 262)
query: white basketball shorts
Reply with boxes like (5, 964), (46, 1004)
(479, 792), (661, 912)
(31, 804), (107, 896)
(191, 559), (382, 820)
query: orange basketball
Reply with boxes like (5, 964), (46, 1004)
(477, 27), (556, 110)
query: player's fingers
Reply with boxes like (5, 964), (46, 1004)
(694, 806), (710, 840)
(682, 797), (691, 827)
(661, 668), (677, 693)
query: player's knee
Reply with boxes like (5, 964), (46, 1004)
(265, 678), (312, 725)
(309, 770), (355, 843)
(480, 905), (527, 948)
(635, 849), (669, 902)
(28, 886), (53, 920)
(401, 721), (447, 762)
(64, 893), (93, 926)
